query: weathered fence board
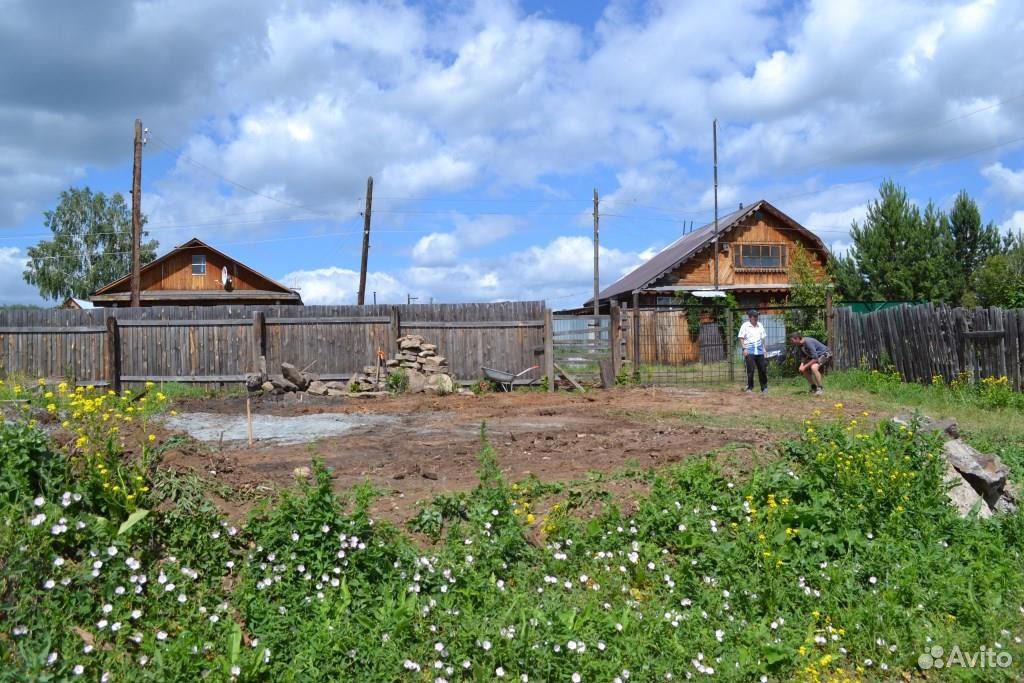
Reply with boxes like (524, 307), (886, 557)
(0, 302), (546, 387)
(834, 303), (1024, 390)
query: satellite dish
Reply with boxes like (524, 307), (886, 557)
(221, 266), (232, 290)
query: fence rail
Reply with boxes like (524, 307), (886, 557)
(833, 303), (1024, 390)
(0, 302), (545, 388)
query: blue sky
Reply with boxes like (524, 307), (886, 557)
(2, 0), (1024, 306)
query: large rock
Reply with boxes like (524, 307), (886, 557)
(399, 337), (424, 350)
(325, 381), (347, 391)
(994, 481), (1019, 514)
(271, 376), (299, 393)
(261, 381), (275, 393)
(306, 380), (328, 396)
(944, 464), (993, 519)
(426, 373), (455, 395)
(281, 363), (309, 391)
(892, 412), (960, 439)
(944, 439), (1009, 506)
(407, 371), (429, 393)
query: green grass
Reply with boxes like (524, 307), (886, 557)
(3, 404), (1023, 682)
(819, 370), (1024, 470)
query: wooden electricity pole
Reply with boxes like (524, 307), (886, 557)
(130, 118), (143, 307)
(593, 188), (600, 318)
(712, 119), (719, 292)
(357, 176), (373, 305)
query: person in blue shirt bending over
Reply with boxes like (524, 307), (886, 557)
(790, 332), (832, 395)
(737, 309), (768, 393)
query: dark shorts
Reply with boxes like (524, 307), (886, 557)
(807, 353), (832, 367)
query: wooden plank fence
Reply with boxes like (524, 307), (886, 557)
(834, 303), (1024, 390)
(0, 302), (546, 387)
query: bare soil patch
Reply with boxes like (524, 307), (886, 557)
(161, 387), (863, 525)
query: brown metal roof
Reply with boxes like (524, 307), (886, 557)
(588, 200), (826, 305)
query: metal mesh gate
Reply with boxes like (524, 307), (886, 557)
(622, 305), (824, 386)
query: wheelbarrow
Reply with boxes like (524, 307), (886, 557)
(481, 365), (540, 392)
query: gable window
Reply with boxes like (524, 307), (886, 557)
(734, 244), (786, 270)
(192, 254), (206, 275)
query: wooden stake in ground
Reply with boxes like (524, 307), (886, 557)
(246, 398), (253, 446)
(130, 119), (144, 308)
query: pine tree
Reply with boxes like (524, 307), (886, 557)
(947, 190), (1002, 304)
(840, 180), (951, 301)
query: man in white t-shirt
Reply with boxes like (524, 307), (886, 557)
(737, 309), (768, 393)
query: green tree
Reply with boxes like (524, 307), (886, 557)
(23, 187), (158, 301)
(839, 180), (950, 301)
(947, 190), (1002, 304)
(973, 232), (1024, 308)
(784, 244), (829, 341)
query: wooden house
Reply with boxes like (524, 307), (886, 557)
(90, 238), (302, 307)
(60, 297), (94, 310)
(590, 200), (829, 309)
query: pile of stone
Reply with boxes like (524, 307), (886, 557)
(346, 335), (454, 395)
(892, 412), (1018, 517)
(244, 335), (456, 397)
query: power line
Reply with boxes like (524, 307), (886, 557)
(146, 133), (338, 217)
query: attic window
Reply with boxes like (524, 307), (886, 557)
(734, 244), (786, 270)
(192, 254), (206, 275)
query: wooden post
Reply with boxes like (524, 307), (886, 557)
(632, 291), (641, 381)
(357, 176), (373, 305)
(609, 300), (622, 379)
(389, 306), (401, 353)
(246, 398), (253, 446)
(105, 316), (122, 394)
(251, 311), (266, 375)
(593, 188), (600, 320)
(726, 307), (735, 383)
(825, 286), (834, 346)
(130, 119), (143, 308)
(544, 308), (555, 393)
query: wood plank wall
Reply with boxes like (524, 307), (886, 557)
(833, 304), (1024, 390)
(622, 310), (701, 366)
(0, 302), (545, 387)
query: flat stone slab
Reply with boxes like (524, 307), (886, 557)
(165, 412), (397, 445)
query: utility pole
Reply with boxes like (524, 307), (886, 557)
(357, 176), (373, 305)
(593, 188), (600, 319)
(712, 119), (719, 292)
(130, 118), (143, 307)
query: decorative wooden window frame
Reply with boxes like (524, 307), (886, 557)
(733, 243), (787, 271)
(192, 254), (206, 275)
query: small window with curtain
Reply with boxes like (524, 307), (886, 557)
(192, 254), (206, 275)
(734, 244), (786, 270)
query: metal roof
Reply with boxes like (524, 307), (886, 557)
(589, 200), (825, 304)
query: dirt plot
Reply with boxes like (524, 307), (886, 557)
(162, 387), (859, 524)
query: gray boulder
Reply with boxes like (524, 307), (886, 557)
(281, 363), (309, 391)
(944, 439), (1009, 506)
(426, 374), (455, 395)
(307, 380), (328, 396)
(944, 464), (993, 519)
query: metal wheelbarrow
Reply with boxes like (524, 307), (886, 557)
(482, 364), (540, 392)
